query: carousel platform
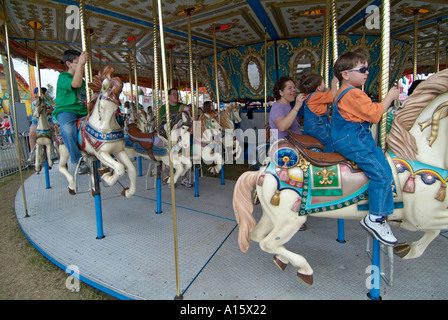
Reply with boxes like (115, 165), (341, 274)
(15, 158), (448, 300)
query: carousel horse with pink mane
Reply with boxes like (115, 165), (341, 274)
(57, 66), (136, 198)
(32, 96), (55, 172)
(233, 68), (448, 285)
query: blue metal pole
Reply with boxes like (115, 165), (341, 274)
(44, 160), (51, 189)
(336, 219), (346, 243)
(94, 194), (104, 239)
(220, 166), (225, 185)
(138, 156), (142, 176)
(194, 165), (199, 197)
(368, 238), (381, 300)
(156, 164), (162, 214)
(92, 160), (105, 239)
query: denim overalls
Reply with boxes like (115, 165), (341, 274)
(326, 87), (394, 216)
(303, 92), (331, 145)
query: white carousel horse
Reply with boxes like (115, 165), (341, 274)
(220, 103), (242, 161)
(233, 69), (448, 285)
(196, 112), (223, 174)
(125, 111), (193, 184)
(32, 96), (54, 172)
(57, 66), (136, 198)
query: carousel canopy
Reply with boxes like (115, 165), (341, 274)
(2, 0), (448, 100)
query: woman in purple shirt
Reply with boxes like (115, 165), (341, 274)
(269, 76), (306, 140)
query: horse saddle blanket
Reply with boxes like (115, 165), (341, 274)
(265, 141), (403, 216)
(77, 117), (124, 151)
(36, 129), (53, 140)
(126, 126), (169, 160)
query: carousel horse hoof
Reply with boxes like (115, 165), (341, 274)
(297, 272), (313, 286)
(393, 242), (410, 258)
(68, 188), (76, 195)
(121, 187), (129, 197)
(98, 167), (110, 176)
(273, 255), (288, 271)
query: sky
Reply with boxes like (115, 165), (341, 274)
(12, 57), (60, 93)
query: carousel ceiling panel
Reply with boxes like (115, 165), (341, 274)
(3, 0), (448, 89)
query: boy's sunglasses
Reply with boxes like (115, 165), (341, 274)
(346, 67), (369, 74)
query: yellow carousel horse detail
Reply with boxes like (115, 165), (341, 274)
(58, 66), (137, 198)
(233, 69), (448, 285)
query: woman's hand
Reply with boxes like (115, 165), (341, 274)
(293, 93), (307, 112)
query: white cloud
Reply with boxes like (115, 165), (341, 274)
(12, 58), (60, 91)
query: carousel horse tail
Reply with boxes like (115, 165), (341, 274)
(233, 170), (259, 253)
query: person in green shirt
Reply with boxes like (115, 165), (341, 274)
(53, 49), (89, 174)
(158, 88), (186, 123)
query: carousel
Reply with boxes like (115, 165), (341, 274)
(2, 0), (448, 300)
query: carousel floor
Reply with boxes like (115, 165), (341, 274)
(15, 158), (448, 300)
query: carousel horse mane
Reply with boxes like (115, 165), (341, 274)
(388, 69), (448, 160)
(199, 112), (220, 134)
(157, 111), (192, 141)
(220, 105), (233, 130)
(87, 66), (123, 115)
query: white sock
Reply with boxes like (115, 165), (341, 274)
(368, 214), (383, 222)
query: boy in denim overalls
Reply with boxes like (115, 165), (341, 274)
(326, 52), (399, 246)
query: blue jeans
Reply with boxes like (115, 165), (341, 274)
(327, 95), (394, 216)
(58, 112), (84, 164)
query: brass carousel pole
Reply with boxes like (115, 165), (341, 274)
(213, 26), (220, 120)
(79, 0), (91, 102)
(324, 0), (331, 87)
(186, 8), (196, 119)
(168, 44), (173, 89)
(330, 0), (338, 67)
(132, 37), (139, 107)
(413, 10), (418, 80)
(157, 0), (182, 300)
(87, 28), (94, 81)
(195, 40), (199, 116)
(4, 5), (29, 217)
(380, 0), (391, 151)
(264, 25), (267, 124)
(31, 21), (42, 96)
(435, 20), (440, 73)
(127, 55), (134, 108)
(152, 0), (160, 128)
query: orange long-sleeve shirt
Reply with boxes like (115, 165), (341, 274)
(335, 85), (384, 124)
(307, 91), (333, 116)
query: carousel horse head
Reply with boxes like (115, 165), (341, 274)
(388, 68), (448, 170)
(32, 96), (48, 120)
(87, 66), (123, 134)
(158, 111), (193, 150)
(199, 112), (222, 137)
(220, 103), (241, 130)
(136, 109), (150, 132)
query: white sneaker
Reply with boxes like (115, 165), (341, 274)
(181, 178), (192, 188)
(361, 215), (397, 246)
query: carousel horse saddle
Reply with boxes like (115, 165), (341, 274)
(127, 124), (156, 160)
(287, 130), (361, 173)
